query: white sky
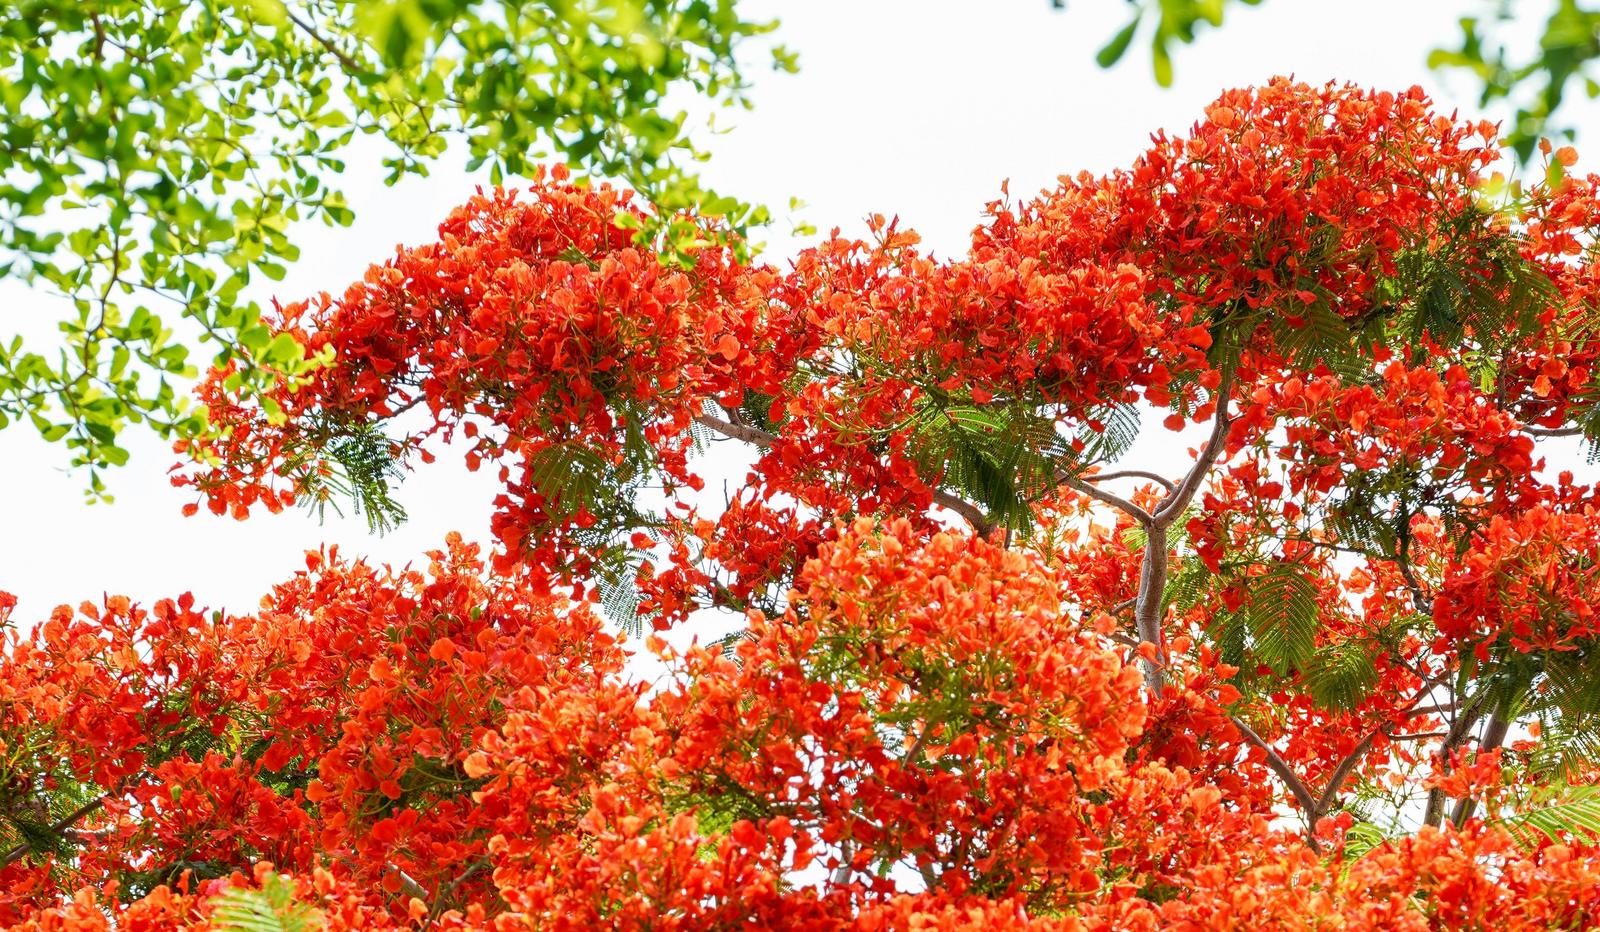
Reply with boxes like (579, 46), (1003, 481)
(2, 1), (1591, 624)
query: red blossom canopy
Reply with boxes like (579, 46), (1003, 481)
(8, 78), (1600, 929)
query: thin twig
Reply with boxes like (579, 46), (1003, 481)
(283, 7), (365, 73)
(1081, 469), (1177, 494)
(1524, 425), (1584, 438)
(0, 793), (112, 868)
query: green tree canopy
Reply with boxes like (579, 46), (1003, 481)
(0, 0), (790, 494)
(1092, 0), (1597, 160)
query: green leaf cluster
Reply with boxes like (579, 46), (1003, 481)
(0, 0), (787, 487)
(1086, 0), (1600, 162)
(1090, 0), (1265, 88)
(208, 871), (323, 932)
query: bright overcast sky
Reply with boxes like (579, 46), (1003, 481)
(2, 1), (1587, 622)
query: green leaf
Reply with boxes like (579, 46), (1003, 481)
(1096, 19), (1140, 68)
(1304, 640), (1379, 711)
(904, 402), (1058, 530)
(1245, 566), (1320, 675)
(1151, 35), (1174, 87)
(1495, 786), (1600, 849)
(262, 333), (304, 367)
(1340, 820), (1391, 863)
(208, 871), (322, 932)
(0, 0), (778, 482)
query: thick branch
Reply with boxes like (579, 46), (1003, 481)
(1315, 730), (1378, 817)
(1423, 695), (1489, 828)
(1133, 526), (1170, 691)
(930, 490), (997, 537)
(694, 412), (776, 448)
(1449, 710), (1511, 827)
(1230, 716), (1323, 854)
(1152, 367), (1234, 527)
(1311, 685), (1447, 820)
(832, 841), (855, 887)
(1111, 372), (1235, 692)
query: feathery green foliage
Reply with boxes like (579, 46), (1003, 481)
(1496, 785), (1600, 848)
(209, 872), (323, 932)
(1245, 564), (1321, 676)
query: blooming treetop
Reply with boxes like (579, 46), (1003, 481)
(5, 78), (1600, 928)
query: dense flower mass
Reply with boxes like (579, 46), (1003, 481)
(11, 77), (1600, 925)
(5, 528), (1600, 929)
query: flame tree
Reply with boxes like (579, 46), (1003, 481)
(7, 78), (1600, 928)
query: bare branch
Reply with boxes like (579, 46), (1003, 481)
(1152, 367), (1234, 528)
(1132, 526), (1169, 690)
(1058, 473), (1155, 525)
(1098, 629), (1141, 648)
(1229, 716), (1323, 854)
(1423, 693), (1490, 828)
(930, 490), (996, 536)
(694, 412), (776, 448)
(1525, 425), (1585, 438)
(832, 841), (855, 887)
(1315, 730), (1378, 817)
(1405, 701), (1461, 718)
(1082, 469), (1177, 494)
(1449, 710), (1511, 827)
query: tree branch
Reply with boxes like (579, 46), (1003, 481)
(694, 412), (776, 448)
(1525, 425), (1584, 438)
(1405, 701), (1461, 718)
(930, 490), (997, 537)
(1424, 693), (1490, 828)
(1132, 526), (1169, 690)
(832, 840), (855, 887)
(1449, 709), (1511, 827)
(1315, 730), (1378, 817)
(1229, 715), (1323, 854)
(283, 7), (365, 74)
(0, 792), (112, 868)
(1082, 469), (1177, 494)
(1058, 473), (1154, 525)
(1152, 367), (1234, 527)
